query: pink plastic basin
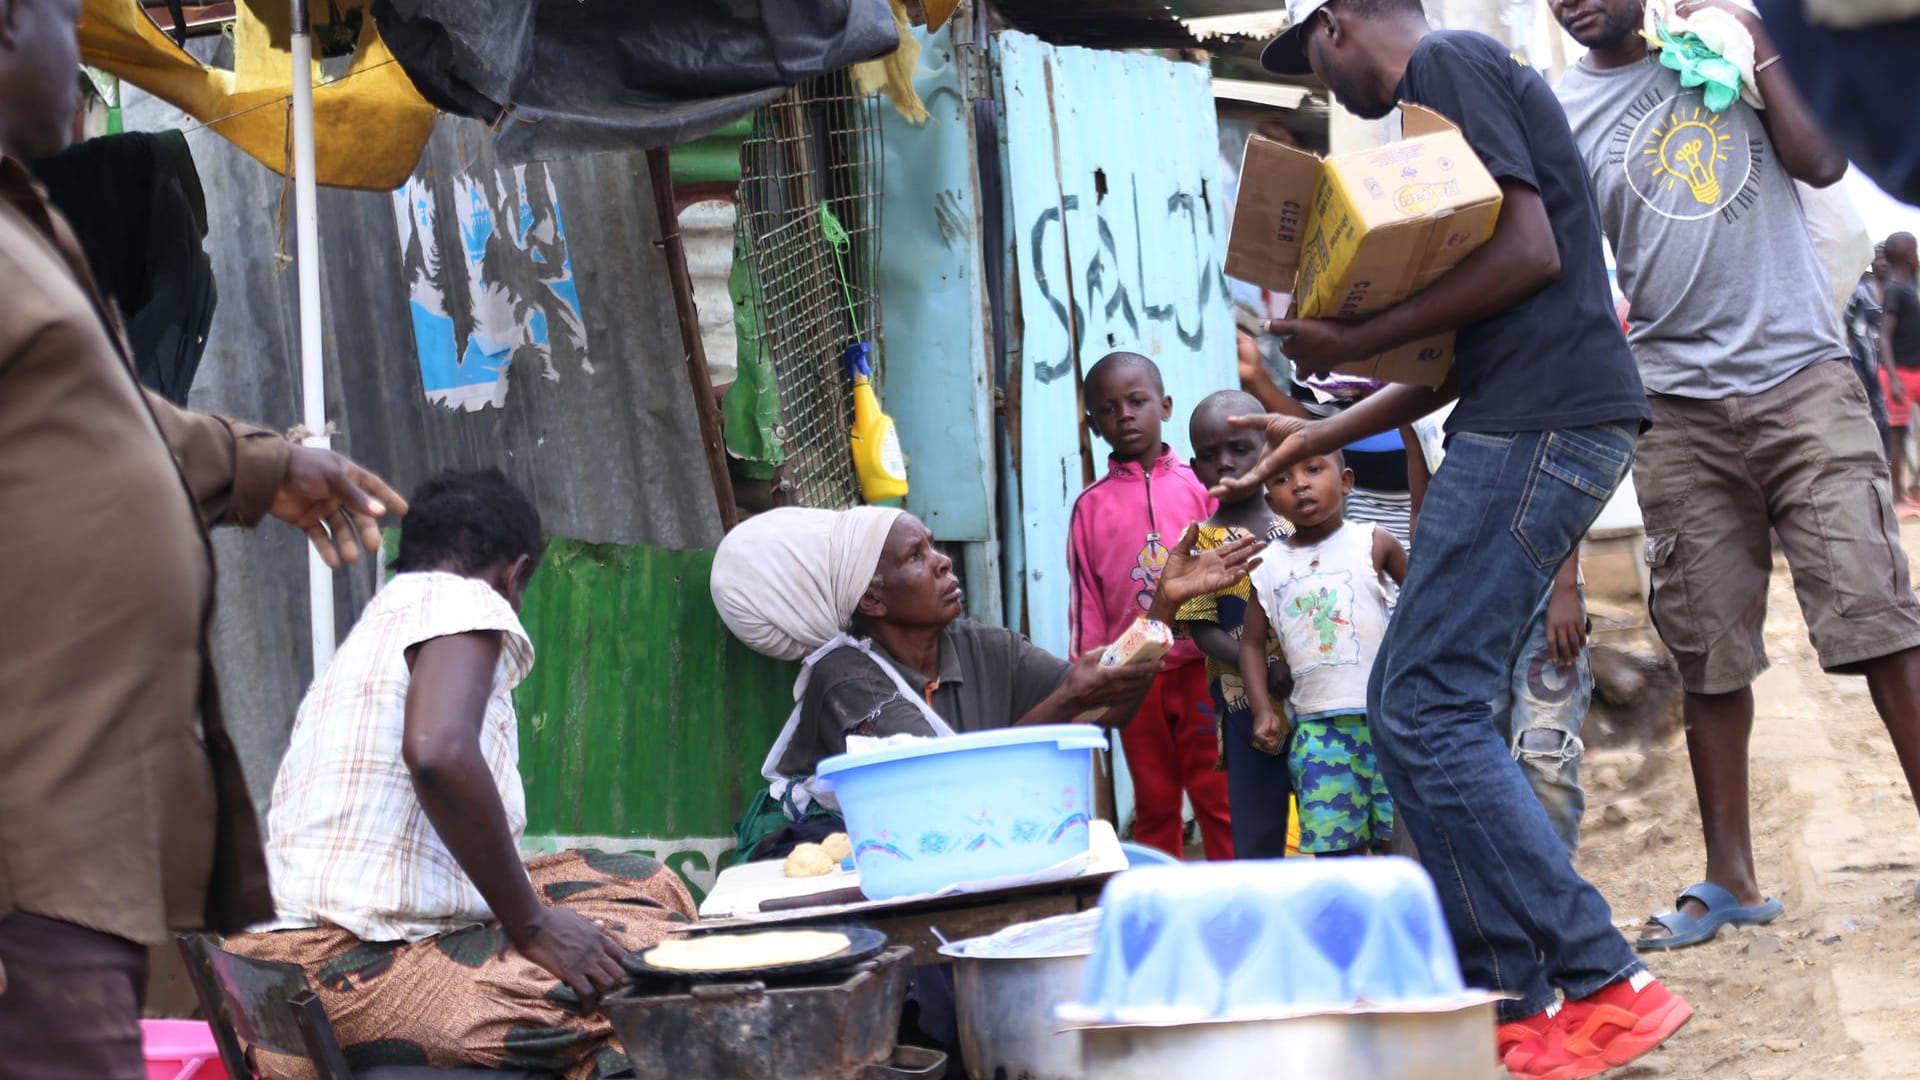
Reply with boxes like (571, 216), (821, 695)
(141, 1019), (230, 1080)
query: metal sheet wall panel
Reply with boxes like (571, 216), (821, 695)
(995, 31), (1238, 656)
(512, 541), (796, 842)
(877, 20), (996, 543)
(680, 199), (740, 388)
(339, 121), (725, 550)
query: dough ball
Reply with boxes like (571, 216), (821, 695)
(821, 832), (853, 862)
(784, 842), (834, 878)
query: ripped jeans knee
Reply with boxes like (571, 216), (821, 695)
(1511, 724), (1585, 856)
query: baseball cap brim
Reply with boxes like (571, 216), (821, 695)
(1259, 23), (1315, 76)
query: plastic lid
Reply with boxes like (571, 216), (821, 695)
(940, 909), (1102, 960)
(1062, 858), (1475, 1025)
(816, 723), (1108, 779)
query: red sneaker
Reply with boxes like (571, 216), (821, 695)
(1505, 971), (1692, 1080)
(1496, 1003), (1558, 1064)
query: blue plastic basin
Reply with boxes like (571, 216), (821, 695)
(1064, 857), (1468, 1024)
(816, 725), (1108, 900)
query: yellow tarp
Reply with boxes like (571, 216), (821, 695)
(78, 0), (437, 190)
(852, 0), (928, 126)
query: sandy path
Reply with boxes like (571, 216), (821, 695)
(1570, 526), (1920, 1078)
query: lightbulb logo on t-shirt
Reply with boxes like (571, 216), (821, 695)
(1611, 88), (1763, 223)
(1642, 107), (1731, 206)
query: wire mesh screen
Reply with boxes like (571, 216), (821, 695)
(736, 73), (885, 510)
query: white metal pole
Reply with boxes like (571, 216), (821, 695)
(290, 0), (335, 677)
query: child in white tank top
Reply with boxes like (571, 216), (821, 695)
(1240, 450), (1407, 855)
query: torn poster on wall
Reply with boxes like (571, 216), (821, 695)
(392, 162), (592, 411)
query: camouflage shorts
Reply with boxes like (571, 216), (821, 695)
(1287, 714), (1395, 854)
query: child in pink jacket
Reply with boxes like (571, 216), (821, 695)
(1069, 352), (1233, 860)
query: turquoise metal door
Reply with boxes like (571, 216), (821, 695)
(994, 30), (1238, 657)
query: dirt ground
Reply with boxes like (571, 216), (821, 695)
(1570, 524), (1920, 1079)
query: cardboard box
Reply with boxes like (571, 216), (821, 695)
(1224, 104), (1503, 387)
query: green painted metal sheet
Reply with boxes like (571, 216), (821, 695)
(511, 539), (797, 841)
(669, 117), (750, 186)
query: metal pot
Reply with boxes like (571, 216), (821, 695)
(1078, 1003), (1501, 1080)
(949, 953), (1086, 1080)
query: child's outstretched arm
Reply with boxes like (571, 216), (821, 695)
(1241, 591), (1287, 753)
(1373, 526), (1409, 587)
(1175, 576), (1239, 668)
(1545, 551), (1587, 666)
(1186, 621), (1243, 668)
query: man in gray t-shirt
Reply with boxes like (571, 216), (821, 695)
(1554, 0), (1920, 952)
(1557, 34), (1843, 397)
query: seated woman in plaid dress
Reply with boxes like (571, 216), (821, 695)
(226, 470), (695, 1080)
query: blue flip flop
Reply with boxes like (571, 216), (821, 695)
(1635, 881), (1784, 951)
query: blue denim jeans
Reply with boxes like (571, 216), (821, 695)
(1367, 424), (1643, 1021)
(1494, 586), (1592, 855)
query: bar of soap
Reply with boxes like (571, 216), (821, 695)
(1100, 617), (1174, 668)
(1077, 617), (1175, 721)
(783, 842), (835, 877)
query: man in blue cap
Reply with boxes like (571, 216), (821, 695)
(1218, 2), (1691, 1076)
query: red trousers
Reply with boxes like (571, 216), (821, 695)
(1118, 661), (1234, 860)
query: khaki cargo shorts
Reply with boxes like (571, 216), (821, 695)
(1635, 359), (1920, 694)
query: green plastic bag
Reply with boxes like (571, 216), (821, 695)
(1649, 26), (1745, 113)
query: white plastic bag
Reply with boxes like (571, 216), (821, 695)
(1797, 176), (1874, 321)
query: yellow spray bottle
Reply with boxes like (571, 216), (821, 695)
(845, 342), (908, 502)
(821, 201), (908, 502)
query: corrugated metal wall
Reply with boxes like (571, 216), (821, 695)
(680, 199), (740, 388)
(875, 17), (1004, 621)
(123, 87), (791, 888)
(341, 125), (725, 548)
(513, 540), (793, 838)
(878, 20), (995, 545)
(993, 31), (1239, 657)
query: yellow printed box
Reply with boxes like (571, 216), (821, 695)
(1224, 104), (1503, 387)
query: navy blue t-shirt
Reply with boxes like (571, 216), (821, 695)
(1395, 31), (1649, 435)
(1755, 0), (1920, 206)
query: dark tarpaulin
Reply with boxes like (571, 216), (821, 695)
(370, 0), (900, 163)
(28, 130), (215, 405)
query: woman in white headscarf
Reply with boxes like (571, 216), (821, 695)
(712, 506), (1265, 854)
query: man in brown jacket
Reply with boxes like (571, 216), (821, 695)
(0, 0), (407, 1074)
